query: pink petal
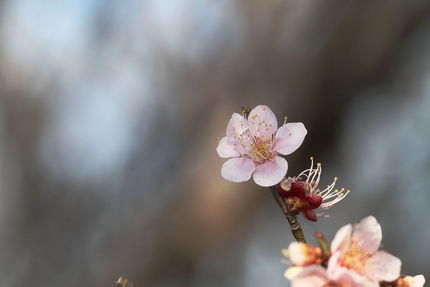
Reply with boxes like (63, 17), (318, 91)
(274, 123), (307, 155)
(330, 224), (353, 252)
(405, 275), (425, 287)
(221, 157), (255, 182)
(216, 137), (239, 158)
(252, 156), (288, 187)
(365, 251), (401, 282)
(288, 265), (330, 287)
(248, 105), (278, 139)
(327, 252), (378, 287)
(288, 242), (309, 266)
(226, 113), (248, 139)
(352, 216), (382, 253)
(288, 242), (306, 266)
(288, 242), (324, 266)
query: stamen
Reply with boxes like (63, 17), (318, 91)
(281, 249), (288, 256)
(295, 157), (350, 215)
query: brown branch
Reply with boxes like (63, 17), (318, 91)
(270, 186), (306, 243)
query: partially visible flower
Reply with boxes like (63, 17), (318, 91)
(284, 267), (425, 287)
(216, 105), (307, 187)
(285, 265), (347, 287)
(285, 242), (325, 266)
(381, 275), (426, 287)
(327, 216), (401, 286)
(284, 217), (423, 287)
(277, 157), (349, 221)
(394, 275), (425, 287)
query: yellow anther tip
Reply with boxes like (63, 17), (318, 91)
(317, 163), (321, 166)
(334, 177), (338, 181)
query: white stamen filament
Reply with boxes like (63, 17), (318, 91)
(298, 158), (350, 215)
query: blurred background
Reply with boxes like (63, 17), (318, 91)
(0, 0), (429, 286)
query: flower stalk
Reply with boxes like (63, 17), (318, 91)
(313, 232), (330, 257)
(270, 186), (306, 243)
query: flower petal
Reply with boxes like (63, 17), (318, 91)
(327, 252), (378, 287)
(221, 157), (255, 182)
(288, 242), (308, 266)
(248, 105), (278, 139)
(405, 275), (425, 287)
(274, 122), (307, 155)
(287, 265), (330, 287)
(302, 209), (317, 222)
(284, 266), (305, 280)
(226, 113), (249, 139)
(366, 251), (401, 282)
(252, 156), (288, 187)
(352, 216), (382, 253)
(330, 224), (353, 252)
(287, 242), (322, 266)
(216, 137), (239, 158)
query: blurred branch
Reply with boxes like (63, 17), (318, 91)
(116, 277), (135, 287)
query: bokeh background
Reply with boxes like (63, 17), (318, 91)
(0, 0), (429, 286)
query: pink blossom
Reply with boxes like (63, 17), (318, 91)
(216, 105), (307, 187)
(327, 216), (401, 287)
(285, 217), (408, 287)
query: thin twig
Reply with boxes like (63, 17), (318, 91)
(116, 277), (135, 287)
(270, 186), (306, 243)
(314, 232), (330, 256)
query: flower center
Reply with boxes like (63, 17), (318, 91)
(339, 242), (372, 274)
(247, 136), (275, 162)
(233, 130), (276, 162)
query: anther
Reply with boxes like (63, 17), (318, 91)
(281, 249), (288, 256)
